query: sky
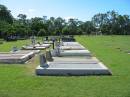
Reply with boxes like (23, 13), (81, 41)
(0, 0), (130, 21)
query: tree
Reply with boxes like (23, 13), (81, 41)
(30, 17), (45, 36)
(54, 17), (65, 35)
(17, 14), (27, 25)
(0, 4), (13, 24)
(67, 18), (78, 35)
(80, 21), (96, 35)
(0, 20), (11, 38)
(38, 28), (46, 36)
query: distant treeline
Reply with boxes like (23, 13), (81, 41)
(0, 4), (130, 38)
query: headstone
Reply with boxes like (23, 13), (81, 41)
(55, 41), (60, 56)
(12, 46), (18, 52)
(46, 50), (53, 61)
(55, 46), (60, 57)
(39, 54), (48, 67)
(45, 36), (48, 41)
(37, 42), (41, 45)
(51, 37), (56, 49)
(55, 41), (59, 47)
(31, 36), (36, 46)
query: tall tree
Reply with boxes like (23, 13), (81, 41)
(17, 14), (27, 25)
(0, 4), (13, 24)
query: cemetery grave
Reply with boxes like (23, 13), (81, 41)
(22, 46), (46, 50)
(0, 40), (40, 64)
(36, 36), (112, 75)
(0, 2), (130, 96)
(22, 36), (51, 50)
(0, 35), (130, 97)
(0, 50), (40, 64)
(0, 51), (34, 64)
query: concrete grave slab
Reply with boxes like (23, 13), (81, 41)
(62, 42), (82, 46)
(60, 45), (86, 50)
(36, 41), (112, 76)
(0, 50), (37, 64)
(59, 50), (91, 56)
(49, 57), (99, 63)
(0, 53), (32, 64)
(44, 41), (53, 44)
(34, 44), (51, 48)
(22, 46), (46, 50)
(12, 50), (40, 56)
(36, 57), (111, 75)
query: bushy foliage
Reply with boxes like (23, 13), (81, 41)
(0, 4), (130, 39)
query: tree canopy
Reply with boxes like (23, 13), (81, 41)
(0, 4), (130, 39)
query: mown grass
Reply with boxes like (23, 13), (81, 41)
(0, 36), (130, 97)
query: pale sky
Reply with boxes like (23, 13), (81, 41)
(1, 0), (130, 21)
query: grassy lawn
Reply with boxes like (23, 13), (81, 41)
(0, 36), (130, 97)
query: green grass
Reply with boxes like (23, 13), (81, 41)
(0, 36), (130, 97)
(0, 40), (30, 52)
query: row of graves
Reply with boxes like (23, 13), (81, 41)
(0, 35), (112, 75)
(0, 36), (51, 64)
(0, 36), (70, 64)
(36, 36), (112, 76)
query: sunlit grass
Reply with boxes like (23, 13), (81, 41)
(0, 36), (130, 97)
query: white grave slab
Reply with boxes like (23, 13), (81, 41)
(36, 41), (112, 76)
(34, 44), (51, 48)
(0, 51), (34, 64)
(44, 41), (53, 44)
(60, 50), (91, 56)
(22, 46), (46, 50)
(62, 42), (81, 46)
(60, 46), (86, 50)
(36, 57), (111, 75)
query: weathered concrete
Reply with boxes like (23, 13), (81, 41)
(0, 51), (36, 64)
(34, 44), (51, 48)
(44, 41), (53, 44)
(62, 42), (82, 46)
(39, 54), (49, 67)
(59, 50), (91, 56)
(60, 42), (86, 50)
(22, 46), (46, 50)
(46, 50), (53, 61)
(60, 46), (86, 50)
(0, 54), (31, 64)
(22, 43), (51, 50)
(36, 57), (111, 75)
(49, 57), (99, 63)
(36, 41), (112, 76)
(12, 50), (40, 54)
(36, 58), (111, 75)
